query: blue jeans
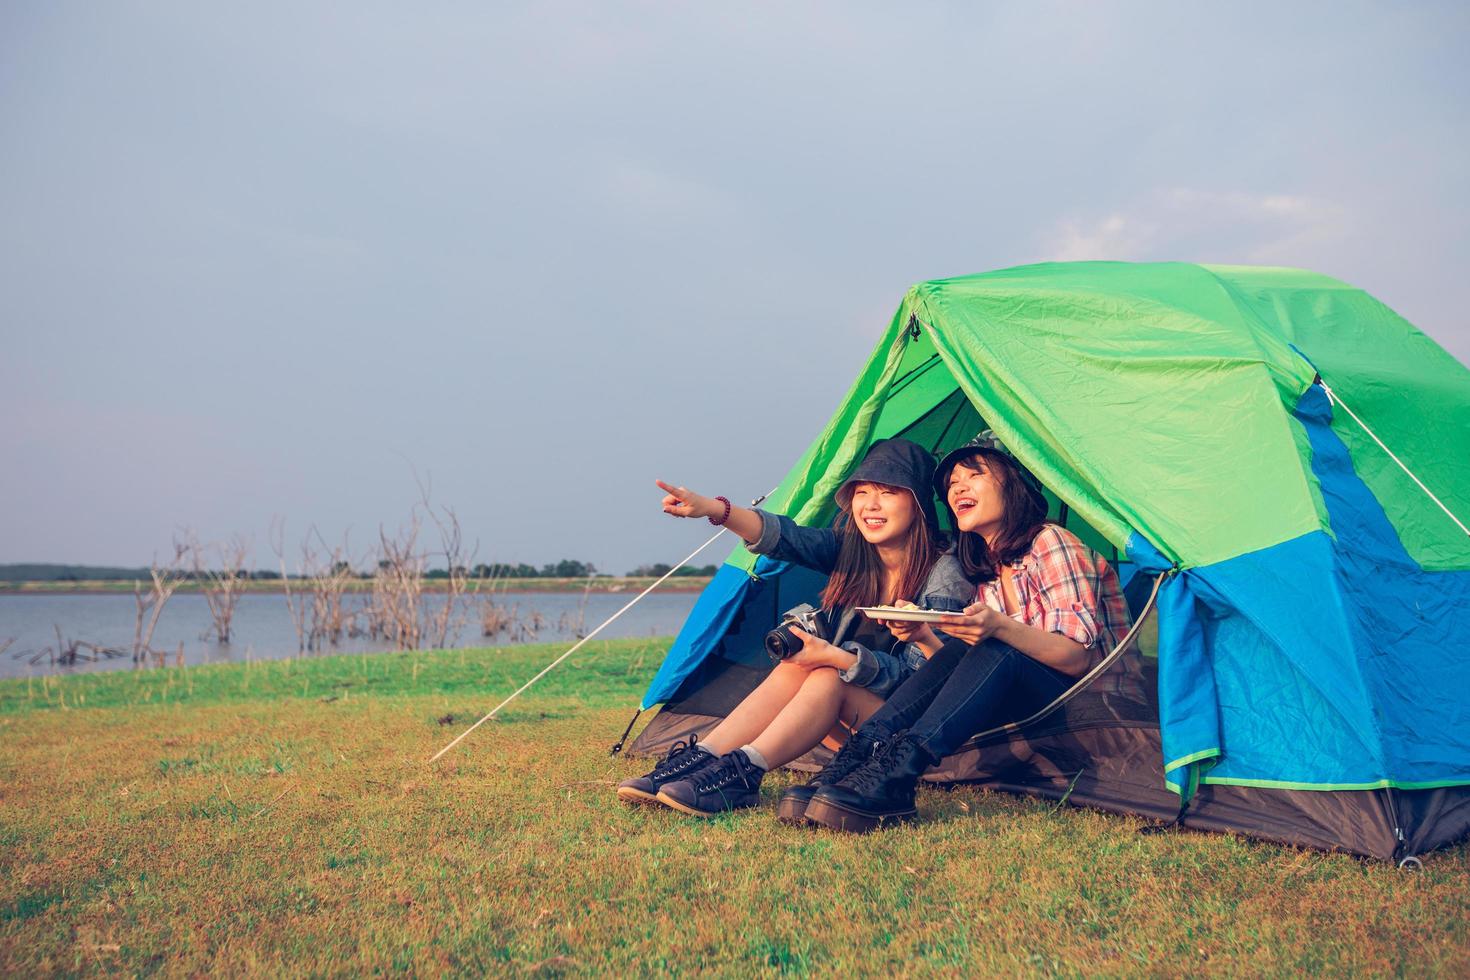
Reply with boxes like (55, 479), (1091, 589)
(864, 638), (1075, 759)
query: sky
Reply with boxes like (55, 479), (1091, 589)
(2, 2), (1467, 575)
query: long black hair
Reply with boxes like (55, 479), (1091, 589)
(820, 485), (944, 611)
(939, 450), (1048, 582)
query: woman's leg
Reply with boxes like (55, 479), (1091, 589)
(746, 669), (885, 769)
(905, 639), (1075, 760)
(805, 640), (1075, 832)
(655, 670), (883, 818)
(698, 661), (819, 755)
(858, 638), (971, 736)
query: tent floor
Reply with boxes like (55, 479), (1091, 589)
(627, 699), (1470, 863)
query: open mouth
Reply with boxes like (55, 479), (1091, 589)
(862, 517), (888, 529)
(953, 498), (977, 515)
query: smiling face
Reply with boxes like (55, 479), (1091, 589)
(946, 456), (1008, 539)
(845, 481), (919, 547)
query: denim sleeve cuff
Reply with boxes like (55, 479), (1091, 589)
(840, 643), (879, 686)
(744, 509), (783, 556)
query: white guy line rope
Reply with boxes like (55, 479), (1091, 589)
(1321, 382), (1469, 537)
(427, 532), (726, 762)
(427, 488), (777, 764)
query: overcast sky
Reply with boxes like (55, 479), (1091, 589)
(3, 2), (1467, 574)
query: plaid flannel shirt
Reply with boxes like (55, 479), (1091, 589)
(975, 524), (1140, 695)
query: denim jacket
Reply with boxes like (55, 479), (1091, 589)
(746, 509), (975, 698)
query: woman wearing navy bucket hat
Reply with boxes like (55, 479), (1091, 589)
(616, 438), (975, 819)
(802, 431), (1134, 833)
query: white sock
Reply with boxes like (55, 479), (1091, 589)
(739, 745), (770, 771)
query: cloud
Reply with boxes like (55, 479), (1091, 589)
(1040, 188), (1351, 266)
(1046, 212), (1160, 263)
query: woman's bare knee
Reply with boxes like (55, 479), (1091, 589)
(760, 661), (810, 687)
(798, 666), (845, 690)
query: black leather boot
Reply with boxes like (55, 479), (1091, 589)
(804, 731), (934, 833)
(775, 727), (885, 825)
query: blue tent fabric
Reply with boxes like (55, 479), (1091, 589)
(640, 561), (758, 710)
(642, 555), (813, 710)
(1293, 385), (1470, 782)
(1133, 384), (1470, 797)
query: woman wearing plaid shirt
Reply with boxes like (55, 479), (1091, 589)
(804, 432), (1135, 833)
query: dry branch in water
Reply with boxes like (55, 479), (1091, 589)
(270, 518), (310, 654)
(422, 484), (475, 650)
(272, 520), (357, 653)
(305, 529), (355, 651)
(369, 515), (424, 650)
(188, 531), (250, 644)
(133, 544), (186, 665)
(359, 478), (479, 652)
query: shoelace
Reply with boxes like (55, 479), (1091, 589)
(824, 735), (877, 781)
(692, 754), (756, 793)
(652, 735), (705, 780)
(843, 737), (904, 793)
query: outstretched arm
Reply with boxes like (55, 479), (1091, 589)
(656, 479), (765, 544)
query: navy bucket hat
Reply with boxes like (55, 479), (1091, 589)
(934, 430), (1049, 516)
(834, 438), (940, 532)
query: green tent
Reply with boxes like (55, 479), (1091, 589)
(626, 261), (1470, 861)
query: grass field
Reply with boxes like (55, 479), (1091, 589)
(2, 640), (1467, 976)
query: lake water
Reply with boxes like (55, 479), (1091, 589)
(0, 591), (698, 679)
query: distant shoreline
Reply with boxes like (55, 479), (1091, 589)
(0, 576), (715, 596)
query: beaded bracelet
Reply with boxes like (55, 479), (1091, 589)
(708, 496), (732, 527)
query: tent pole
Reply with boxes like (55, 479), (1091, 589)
(958, 571), (1167, 749)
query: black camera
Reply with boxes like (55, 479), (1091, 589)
(764, 604), (829, 663)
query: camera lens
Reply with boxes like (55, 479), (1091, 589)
(763, 623), (804, 662)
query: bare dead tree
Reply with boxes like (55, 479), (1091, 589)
(270, 518), (310, 654)
(133, 543), (186, 664)
(187, 531), (251, 644)
(420, 484), (476, 650)
(271, 520), (359, 653)
(479, 597), (513, 637)
(306, 528), (356, 650)
(556, 573), (596, 639)
(266, 473), (476, 655)
(476, 565), (517, 638)
(370, 512), (425, 651)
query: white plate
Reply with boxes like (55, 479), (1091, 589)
(857, 606), (951, 623)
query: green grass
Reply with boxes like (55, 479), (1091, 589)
(1, 640), (1466, 976)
